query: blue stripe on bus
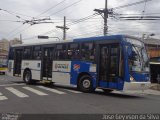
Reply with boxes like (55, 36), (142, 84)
(73, 35), (123, 42)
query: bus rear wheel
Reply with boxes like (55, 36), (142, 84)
(24, 70), (33, 84)
(78, 75), (95, 93)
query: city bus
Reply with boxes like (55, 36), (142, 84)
(8, 35), (150, 92)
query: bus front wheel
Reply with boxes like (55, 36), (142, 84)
(78, 75), (95, 93)
(24, 70), (33, 84)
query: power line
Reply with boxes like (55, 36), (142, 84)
(67, 13), (99, 26)
(117, 13), (160, 15)
(111, 0), (153, 10)
(36, 0), (67, 18)
(50, 0), (83, 16)
(8, 25), (31, 39)
(0, 8), (33, 19)
(6, 24), (24, 37)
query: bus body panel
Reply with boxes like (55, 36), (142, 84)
(70, 61), (97, 88)
(123, 82), (151, 91)
(130, 72), (150, 82)
(8, 60), (14, 76)
(98, 79), (124, 90)
(21, 60), (41, 80)
(52, 61), (71, 85)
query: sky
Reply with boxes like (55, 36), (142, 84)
(0, 0), (160, 43)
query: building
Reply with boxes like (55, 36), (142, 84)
(0, 39), (9, 56)
(0, 38), (22, 65)
(142, 38), (160, 83)
(10, 38), (22, 46)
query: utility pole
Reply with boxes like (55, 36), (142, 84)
(20, 34), (22, 42)
(94, 0), (110, 35)
(104, 0), (108, 35)
(56, 16), (69, 40)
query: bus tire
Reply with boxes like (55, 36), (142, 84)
(78, 75), (95, 93)
(23, 70), (33, 84)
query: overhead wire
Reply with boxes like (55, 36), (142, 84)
(0, 8), (33, 19)
(36, 0), (67, 18)
(111, 0), (153, 10)
(18, 0), (84, 41)
(8, 25), (31, 39)
(49, 0), (83, 16)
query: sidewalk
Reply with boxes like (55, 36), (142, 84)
(144, 89), (160, 95)
(113, 89), (160, 96)
(150, 84), (160, 91)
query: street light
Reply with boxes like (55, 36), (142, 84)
(37, 35), (60, 41)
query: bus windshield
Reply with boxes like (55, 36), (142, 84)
(126, 38), (149, 72)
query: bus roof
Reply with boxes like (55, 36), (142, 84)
(11, 35), (139, 48)
(73, 35), (123, 42)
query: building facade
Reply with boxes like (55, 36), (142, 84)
(142, 38), (160, 83)
(0, 38), (22, 65)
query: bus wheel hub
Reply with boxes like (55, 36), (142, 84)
(83, 79), (90, 88)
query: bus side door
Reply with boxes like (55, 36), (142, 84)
(99, 43), (121, 89)
(42, 47), (54, 80)
(14, 49), (23, 76)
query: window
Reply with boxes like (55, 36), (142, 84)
(23, 47), (31, 59)
(33, 46), (41, 60)
(110, 46), (119, 75)
(68, 43), (80, 60)
(119, 46), (124, 78)
(55, 44), (67, 60)
(81, 42), (95, 61)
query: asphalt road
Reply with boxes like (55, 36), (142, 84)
(0, 75), (160, 114)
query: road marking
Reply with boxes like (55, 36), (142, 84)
(23, 87), (48, 96)
(0, 83), (25, 87)
(5, 87), (29, 98)
(0, 92), (2, 96)
(37, 86), (65, 95)
(0, 96), (8, 101)
(65, 89), (82, 93)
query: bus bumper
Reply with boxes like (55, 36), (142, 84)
(123, 82), (151, 91)
(0, 68), (7, 73)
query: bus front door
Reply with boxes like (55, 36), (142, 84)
(99, 44), (120, 89)
(42, 47), (54, 80)
(14, 49), (23, 76)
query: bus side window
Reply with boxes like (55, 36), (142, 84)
(55, 44), (67, 60)
(33, 46), (41, 60)
(68, 43), (80, 60)
(23, 47), (32, 59)
(81, 42), (95, 61)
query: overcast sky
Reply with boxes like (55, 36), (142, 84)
(0, 0), (160, 43)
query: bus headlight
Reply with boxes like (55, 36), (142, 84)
(130, 75), (135, 82)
